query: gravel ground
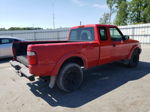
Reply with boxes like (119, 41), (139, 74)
(0, 45), (150, 112)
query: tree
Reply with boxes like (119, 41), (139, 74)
(8, 27), (43, 31)
(128, 0), (150, 24)
(100, 0), (150, 25)
(115, 1), (128, 25)
(99, 13), (110, 24)
(115, 0), (126, 9)
(0, 28), (6, 31)
(143, 0), (150, 23)
(106, 0), (116, 23)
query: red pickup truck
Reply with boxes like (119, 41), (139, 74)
(10, 24), (141, 92)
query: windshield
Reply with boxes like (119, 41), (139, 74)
(70, 27), (94, 41)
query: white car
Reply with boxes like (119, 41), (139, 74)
(0, 36), (24, 59)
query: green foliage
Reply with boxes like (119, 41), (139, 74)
(142, 0), (150, 23)
(115, 1), (128, 25)
(0, 27), (43, 31)
(99, 13), (110, 24)
(115, 0), (126, 9)
(8, 27), (43, 31)
(107, 0), (116, 9)
(0, 28), (6, 31)
(128, 0), (150, 24)
(106, 0), (116, 23)
(100, 0), (150, 25)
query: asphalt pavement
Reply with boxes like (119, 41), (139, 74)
(0, 45), (150, 112)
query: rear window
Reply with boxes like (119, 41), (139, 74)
(70, 27), (94, 41)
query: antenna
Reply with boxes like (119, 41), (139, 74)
(52, 1), (55, 29)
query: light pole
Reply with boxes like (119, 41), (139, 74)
(52, 1), (55, 29)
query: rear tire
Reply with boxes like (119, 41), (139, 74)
(56, 63), (83, 92)
(128, 50), (139, 68)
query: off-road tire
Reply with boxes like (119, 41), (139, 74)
(56, 63), (83, 92)
(128, 50), (140, 68)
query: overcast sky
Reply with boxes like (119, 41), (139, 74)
(0, 0), (109, 29)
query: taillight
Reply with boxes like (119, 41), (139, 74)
(27, 51), (37, 65)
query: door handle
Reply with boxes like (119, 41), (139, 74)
(112, 44), (116, 47)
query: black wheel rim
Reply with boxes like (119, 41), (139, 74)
(63, 67), (82, 91)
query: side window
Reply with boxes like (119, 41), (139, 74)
(1, 39), (10, 44)
(8, 39), (14, 43)
(109, 28), (123, 41)
(99, 28), (107, 41)
(14, 39), (20, 42)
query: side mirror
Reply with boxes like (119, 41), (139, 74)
(124, 35), (129, 40)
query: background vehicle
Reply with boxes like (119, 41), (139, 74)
(0, 36), (24, 59)
(10, 24), (141, 92)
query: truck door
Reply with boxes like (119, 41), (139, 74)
(99, 27), (116, 64)
(109, 27), (130, 60)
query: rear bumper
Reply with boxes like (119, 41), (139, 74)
(10, 60), (35, 81)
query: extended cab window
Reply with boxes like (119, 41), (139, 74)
(70, 27), (94, 41)
(109, 28), (123, 41)
(99, 28), (107, 41)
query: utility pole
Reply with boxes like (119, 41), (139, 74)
(80, 21), (82, 26)
(52, 1), (55, 29)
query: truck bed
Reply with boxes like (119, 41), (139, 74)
(13, 41), (76, 66)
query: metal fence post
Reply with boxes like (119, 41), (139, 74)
(34, 32), (36, 41)
(132, 27), (135, 39)
(11, 33), (13, 37)
(57, 31), (59, 41)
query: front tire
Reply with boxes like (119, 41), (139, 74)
(128, 50), (140, 68)
(56, 63), (83, 92)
